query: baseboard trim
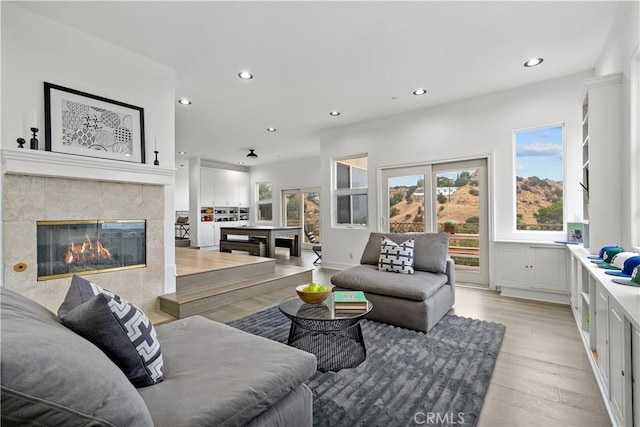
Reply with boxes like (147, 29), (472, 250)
(499, 286), (570, 305)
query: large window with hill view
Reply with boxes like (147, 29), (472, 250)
(514, 125), (564, 231)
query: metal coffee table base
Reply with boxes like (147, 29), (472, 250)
(287, 319), (367, 372)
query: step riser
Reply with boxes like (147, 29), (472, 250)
(176, 261), (276, 294)
(161, 270), (312, 318)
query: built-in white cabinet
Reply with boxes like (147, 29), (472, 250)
(596, 288), (610, 391)
(206, 168), (250, 207)
(200, 168), (216, 206)
(495, 242), (568, 304)
(230, 170), (250, 207)
(632, 327), (640, 427)
(609, 302), (632, 426)
(211, 168), (228, 206)
(188, 159), (250, 248)
(567, 245), (638, 427)
(199, 222), (215, 247)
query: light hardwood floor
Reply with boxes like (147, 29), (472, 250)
(199, 250), (611, 427)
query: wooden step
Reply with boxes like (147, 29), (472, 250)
(159, 264), (312, 318)
(175, 247), (276, 294)
(177, 258), (276, 294)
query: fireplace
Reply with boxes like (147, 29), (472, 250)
(37, 220), (146, 280)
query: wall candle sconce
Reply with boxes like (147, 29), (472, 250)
(30, 128), (39, 150)
(154, 137), (159, 165)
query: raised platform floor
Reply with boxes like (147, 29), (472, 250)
(159, 248), (313, 318)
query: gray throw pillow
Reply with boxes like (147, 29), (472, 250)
(1, 287), (153, 426)
(58, 275), (164, 388)
(378, 236), (415, 274)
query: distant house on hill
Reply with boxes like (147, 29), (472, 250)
(437, 187), (458, 196)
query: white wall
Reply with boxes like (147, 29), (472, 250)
(1, 3), (178, 292)
(174, 161), (190, 211)
(250, 156), (321, 226)
(320, 71), (590, 270)
(594, 1), (640, 251)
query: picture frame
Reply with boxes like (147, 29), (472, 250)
(44, 82), (145, 164)
(567, 221), (583, 243)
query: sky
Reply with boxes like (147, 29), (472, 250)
(389, 171), (476, 188)
(514, 125), (563, 181)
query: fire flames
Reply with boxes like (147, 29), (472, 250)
(65, 234), (112, 265)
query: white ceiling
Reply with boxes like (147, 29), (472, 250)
(17, 1), (622, 167)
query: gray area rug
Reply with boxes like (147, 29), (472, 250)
(229, 307), (505, 427)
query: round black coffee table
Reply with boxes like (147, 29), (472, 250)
(278, 296), (372, 372)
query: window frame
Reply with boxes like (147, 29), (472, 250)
(512, 123), (566, 233)
(256, 182), (273, 222)
(333, 154), (369, 228)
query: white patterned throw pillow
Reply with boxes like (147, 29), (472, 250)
(378, 236), (415, 274)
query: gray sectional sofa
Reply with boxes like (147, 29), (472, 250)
(331, 232), (455, 333)
(0, 287), (316, 426)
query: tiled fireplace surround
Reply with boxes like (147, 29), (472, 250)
(1, 149), (174, 318)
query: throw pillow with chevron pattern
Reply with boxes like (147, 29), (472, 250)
(378, 236), (415, 274)
(59, 275), (164, 387)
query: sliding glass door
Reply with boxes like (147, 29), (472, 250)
(283, 188), (321, 247)
(381, 159), (488, 286)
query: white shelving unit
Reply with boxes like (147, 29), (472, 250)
(579, 73), (623, 253)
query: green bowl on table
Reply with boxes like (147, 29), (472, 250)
(296, 283), (330, 304)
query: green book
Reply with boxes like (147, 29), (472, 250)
(333, 291), (366, 303)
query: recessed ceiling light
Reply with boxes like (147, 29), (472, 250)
(178, 98), (192, 105)
(238, 71), (253, 80)
(178, 151), (187, 155)
(267, 127), (276, 132)
(413, 89), (427, 96)
(524, 57), (543, 67)
(329, 111), (341, 116)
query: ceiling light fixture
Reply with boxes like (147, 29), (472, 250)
(413, 89), (427, 96)
(238, 71), (253, 80)
(237, 161), (245, 165)
(178, 151), (187, 155)
(178, 98), (192, 105)
(267, 127), (276, 132)
(329, 111), (341, 116)
(524, 57), (544, 67)
(246, 149), (258, 158)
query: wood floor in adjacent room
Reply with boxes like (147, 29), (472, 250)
(199, 250), (611, 427)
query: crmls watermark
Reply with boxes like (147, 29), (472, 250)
(413, 411), (466, 425)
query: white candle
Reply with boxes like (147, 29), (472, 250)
(155, 137), (158, 151)
(32, 110), (38, 128)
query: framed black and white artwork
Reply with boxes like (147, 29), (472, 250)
(44, 82), (145, 163)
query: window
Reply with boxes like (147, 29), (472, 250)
(283, 188), (321, 244)
(334, 156), (368, 226)
(514, 125), (564, 231)
(282, 189), (301, 227)
(257, 182), (273, 222)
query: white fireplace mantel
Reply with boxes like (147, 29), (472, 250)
(1, 148), (175, 185)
